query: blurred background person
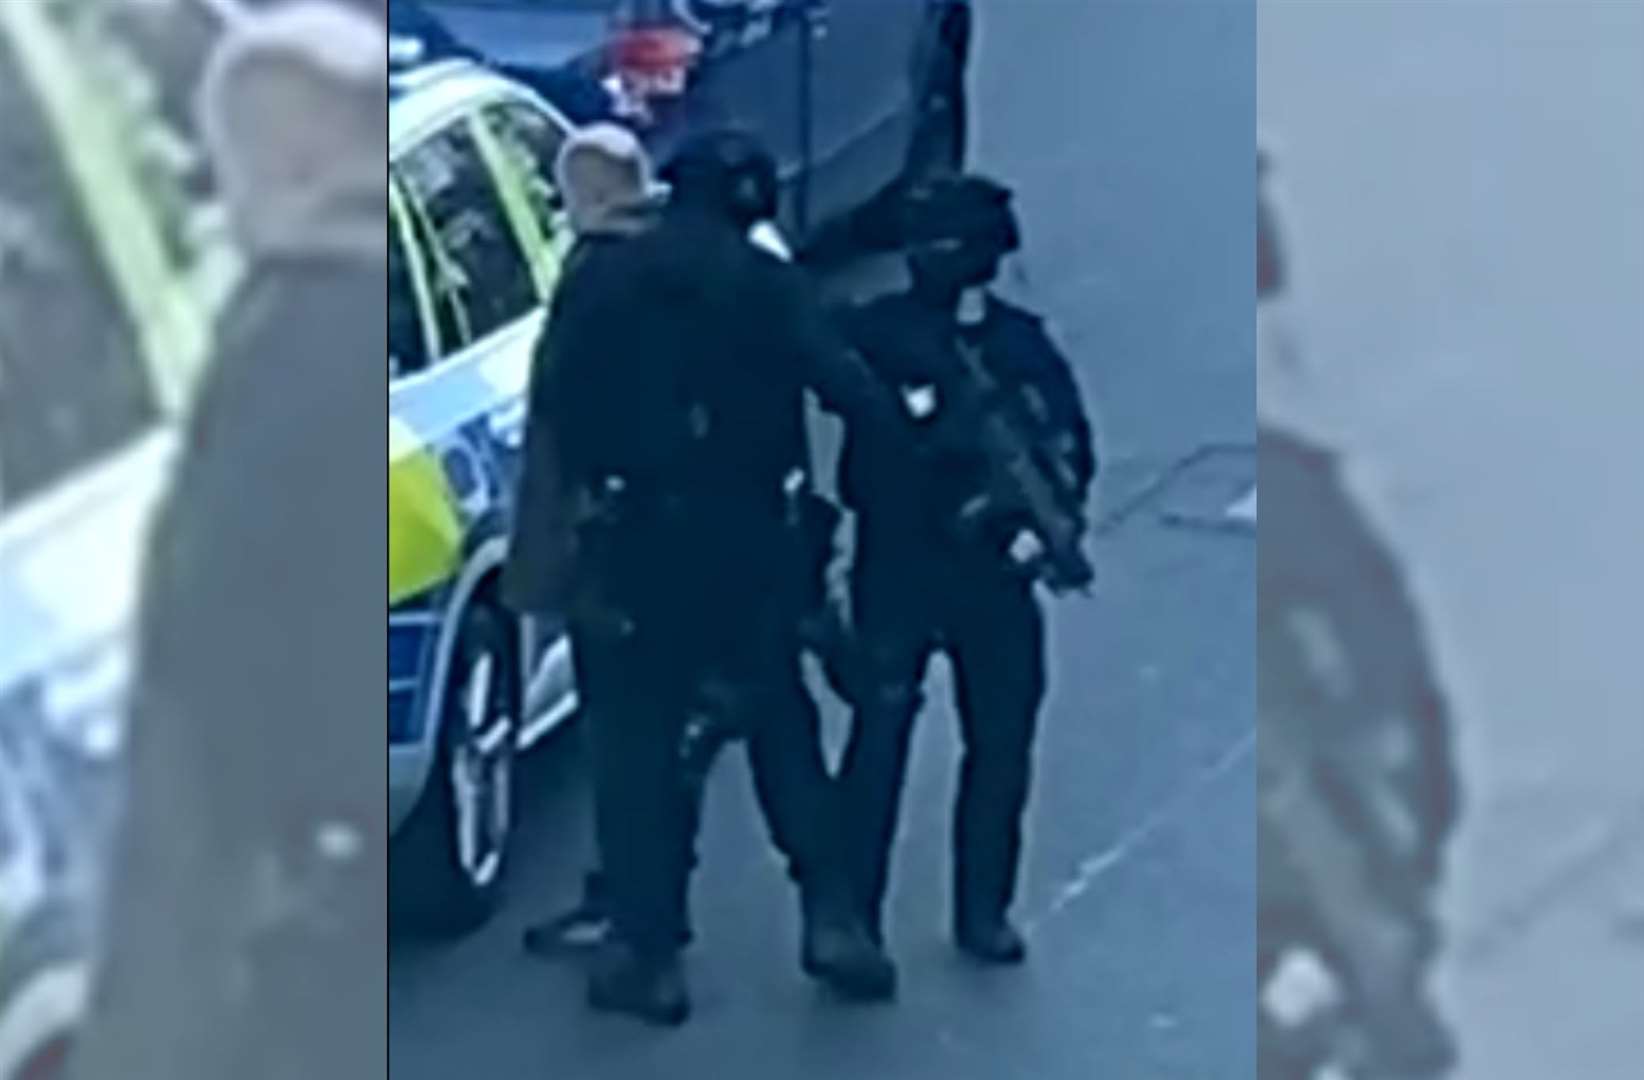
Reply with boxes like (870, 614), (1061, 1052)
(1255, 140), (1461, 1080)
(70, 3), (387, 1078)
(1259, 8), (1644, 1077)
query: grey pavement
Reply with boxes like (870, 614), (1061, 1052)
(390, 3), (1256, 1076)
(1259, 2), (1644, 1077)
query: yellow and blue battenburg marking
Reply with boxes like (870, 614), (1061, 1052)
(386, 98), (567, 744)
(388, 339), (536, 745)
(387, 312), (540, 610)
(389, 414), (463, 607)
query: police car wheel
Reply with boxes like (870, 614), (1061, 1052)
(0, 909), (88, 1080)
(391, 603), (519, 937)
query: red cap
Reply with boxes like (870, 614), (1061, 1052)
(609, 24), (701, 79)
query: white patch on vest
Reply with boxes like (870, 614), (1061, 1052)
(1009, 530), (1045, 567)
(748, 221), (792, 262)
(902, 383), (939, 420)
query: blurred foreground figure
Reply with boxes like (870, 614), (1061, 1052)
(833, 176), (1096, 975)
(1255, 143), (1460, 1079)
(72, 5), (386, 1078)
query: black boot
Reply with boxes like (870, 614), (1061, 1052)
(800, 885), (897, 1001)
(586, 940), (690, 1027)
(523, 872), (613, 956)
(955, 915), (1028, 966)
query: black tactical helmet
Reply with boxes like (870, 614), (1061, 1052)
(661, 130), (780, 229)
(898, 174), (1021, 290)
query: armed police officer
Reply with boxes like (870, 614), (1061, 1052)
(832, 176), (1096, 977)
(510, 123), (839, 961)
(514, 129), (898, 1025)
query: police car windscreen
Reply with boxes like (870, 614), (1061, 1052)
(0, 45), (158, 514)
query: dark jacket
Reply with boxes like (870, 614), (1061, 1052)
(504, 205), (894, 643)
(502, 203), (660, 619)
(1257, 425), (1458, 883)
(838, 291), (1096, 559)
(74, 253), (386, 1080)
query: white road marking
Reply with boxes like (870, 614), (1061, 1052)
(1026, 730), (1256, 936)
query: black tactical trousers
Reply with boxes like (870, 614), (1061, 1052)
(837, 539), (1047, 940)
(573, 612), (842, 957)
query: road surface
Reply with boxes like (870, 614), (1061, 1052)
(390, 3), (1257, 1076)
(1259, 2), (1644, 1077)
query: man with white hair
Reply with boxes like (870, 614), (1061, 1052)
(72, 3), (387, 1078)
(505, 123), (664, 962)
(513, 121), (799, 960)
(505, 122), (663, 623)
(555, 123), (663, 238)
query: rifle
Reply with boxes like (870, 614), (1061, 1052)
(945, 336), (1094, 594)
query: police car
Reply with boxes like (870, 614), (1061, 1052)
(388, 58), (583, 934)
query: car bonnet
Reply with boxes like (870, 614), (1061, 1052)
(0, 431), (175, 697)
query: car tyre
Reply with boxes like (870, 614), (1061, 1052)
(0, 909), (87, 1080)
(391, 602), (518, 937)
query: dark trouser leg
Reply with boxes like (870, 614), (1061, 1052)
(580, 622), (694, 957)
(836, 684), (922, 940)
(946, 573), (1045, 932)
(836, 555), (932, 940)
(743, 647), (839, 888)
(548, 623), (702, 950)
